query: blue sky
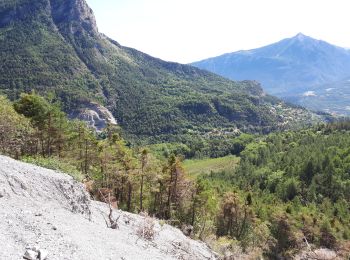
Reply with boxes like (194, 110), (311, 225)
(86, 0), (350, 63)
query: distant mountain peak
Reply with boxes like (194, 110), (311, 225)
(294, 32), (309, 40)
(192, 34), (350, 98)
(289, 33), (319, 46)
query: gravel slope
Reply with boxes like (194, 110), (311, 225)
(0, 155), (217, 260)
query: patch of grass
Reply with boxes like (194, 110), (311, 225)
(183, 155), (239, 176)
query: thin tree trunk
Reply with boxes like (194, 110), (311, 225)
(191, 190), (196, 226)
(47, 112), (51, 157)
(78, 126), (83, 174)
(167, 170), (173, 219)
(84, 138), (88, 176)
(120, 175), (125, 204)
(159, 181), (164, 217)
(58, 115), (62, 158)
(140, 150), (148, 212)
(127, 181), (132, 211)
(173, 167), (179, 206)
(140, 174), (144, 211)
(238, 207), (248, 239)
(40, 133), (45, 157)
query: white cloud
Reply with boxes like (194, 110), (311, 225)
(303, 91), (317, 97)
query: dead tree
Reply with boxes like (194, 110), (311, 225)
(99, 190), (120, 229)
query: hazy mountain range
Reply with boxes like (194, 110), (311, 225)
(192, 33), (350, 115)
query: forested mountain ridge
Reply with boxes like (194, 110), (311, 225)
(0, 0), (327, 143)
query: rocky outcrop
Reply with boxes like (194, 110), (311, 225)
(70, 102), (117, 132)
(239, 80), (266, 97)
(295, 248), (339, 260)
(0, 155), (218, 260)
(0, 0), (100, 45)
(50, 0), (99, 37)
(23, 247), (48, 260)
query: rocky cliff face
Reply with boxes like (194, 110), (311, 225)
(0, 0), (98, 34)
(70, 102), (118, 132)
(0, 155), (218, 260)
(50, 0), (99, 37)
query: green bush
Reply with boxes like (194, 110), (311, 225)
(21, 156), (83, 181)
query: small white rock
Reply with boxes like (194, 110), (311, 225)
(39, 249), (48, 260)
(23, 249), (38, 260)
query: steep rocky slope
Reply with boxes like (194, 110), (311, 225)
(0, 1), (327, 142)
(0, 155), (217, 260)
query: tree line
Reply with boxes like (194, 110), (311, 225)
(1, 93), (226, 234)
